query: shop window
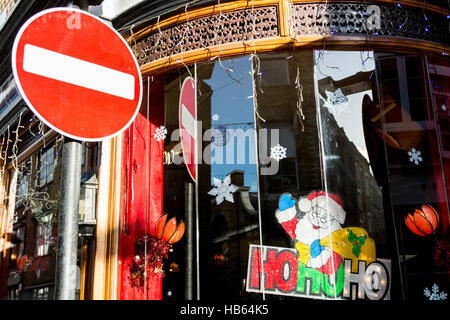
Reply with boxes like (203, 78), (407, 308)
(197, 56), (260, 300)
(16, 161), (30, 198)
(161, 56), (260, 300)
(15, 160), (31, 215)
(7, 288), (20, 300)
(39, 147), (54, 187)
(36, 215), (52, 256)
(375, 53), (449, 300)
(158, 50), (448, 301)
(314, 49), (390, 250)
(31, 286), (49, 300)
(377, 57), (403, 123)
(427, 56), (450, 204)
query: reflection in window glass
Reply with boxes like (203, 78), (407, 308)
(257, 50), (322, 251)
(162, 67), (195, 300)
(36, 215), (52, 256)
(16, 161), (30, 198)
(314, 50), (391, 300)
(427, 56), (450, 202)
(32, 286), (49, 300)
(39, 147), (54, 187)
(162, 57), (261, 300)
(197, 56), (260, 300)
(315, 50), (385, 236)
(375, 53), (449, 300)
(159, 50), (449, 302)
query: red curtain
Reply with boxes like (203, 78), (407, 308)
(117, 75), (164, 300)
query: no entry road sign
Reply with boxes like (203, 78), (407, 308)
(12, 8), (142, 141)
(179, 76), (197, 182)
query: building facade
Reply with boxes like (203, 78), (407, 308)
(0, 0), (449, 301)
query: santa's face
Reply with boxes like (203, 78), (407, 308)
(294, 204), (342, 244)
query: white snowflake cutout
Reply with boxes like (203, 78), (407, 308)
(424, 283), (447, 300)
(270, 144), (287, 162)
(208, 175), (239, 205)
(442, 104), (447, 111)
(408, 148), (423, 165)
(154, 126), (167, 142)
(212, 114), (219, 121)
(323, 88), (350, 116)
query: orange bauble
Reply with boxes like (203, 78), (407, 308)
(405, 205), (440, 236)
(155, 213), (185, 244)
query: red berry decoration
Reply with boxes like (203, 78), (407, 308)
(127, 214), (185, 288)
(405, 205), (440, 236)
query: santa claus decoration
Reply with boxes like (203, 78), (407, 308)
(275, 191), (376, 275)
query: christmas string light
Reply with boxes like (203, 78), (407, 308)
(285, 44), (306, 133)
(0, 127), (10, 182)
(294, 64), (305, 132)
(211, 1), (240, 80)
(0, 136), (5, 162)
(128, 24), (137, 51)
(172, 3), (195, 83)
(250, 54), (266, 123)
(10, 111), (25, 170)
(155, 15), (163, 48)
(28, 115), (39, 138)
(247, 0), (267, 123)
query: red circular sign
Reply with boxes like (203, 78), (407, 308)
(12, 8), (142, 141)
(179, 76), (197, 182)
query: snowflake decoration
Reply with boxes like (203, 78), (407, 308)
(154, 126), (167, 142)
(424, 284), (447, 300)
(270, 144), (287, 162)
(323, 88), (350, 116)
(442, 104), (447, 111)
(408, 148), (423, 165)
(208, 175), (239, 205)
(167, 290), (173, 297)
(212, 114), (219, 121)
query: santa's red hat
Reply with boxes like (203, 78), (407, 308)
(298, 191), (346, 224)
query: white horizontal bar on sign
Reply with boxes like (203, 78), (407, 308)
(181, 104), (197, 139)
(22, 44), (135, 100)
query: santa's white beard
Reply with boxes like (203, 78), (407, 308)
(294, 217), (342, 244)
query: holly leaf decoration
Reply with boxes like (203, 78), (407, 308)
(353, 244), (362, 257)
(348, 230), (367, 257)
(348, 229), (358, 243)
(357, 235), (367, 247)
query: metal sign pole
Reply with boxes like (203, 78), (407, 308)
(54, 137), (82, 299)
(184, 182), (194, 300)
(54, 1), (87, 300)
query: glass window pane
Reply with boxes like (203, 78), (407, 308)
(376, 53), (449, 300)
(196, 56), (260, 299)
(314, 50), (392, 300)
(162, 56), (261, 300)
(377, 58), (403, 123)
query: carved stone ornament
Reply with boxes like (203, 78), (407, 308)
(291, 2), (449, 44)
(132, 6), (279, 66)
(131, 2), (449, 67)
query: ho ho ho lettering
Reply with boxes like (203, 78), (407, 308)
(246, 245), (391, 300)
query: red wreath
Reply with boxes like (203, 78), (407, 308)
(127, 214), (184, 288)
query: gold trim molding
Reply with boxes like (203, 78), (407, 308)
(125, 0), (450, 76)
